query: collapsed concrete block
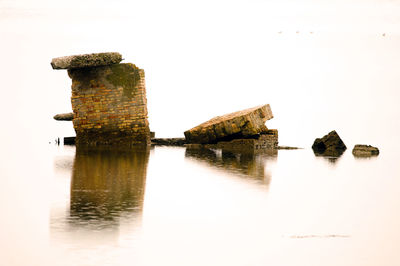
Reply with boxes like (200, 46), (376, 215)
(54, 112), (74, 121)
(312, 130), (347, 156)
(352, 144), (379, 157)
(184, 104), (273, 144)
(51, 52), (122, 70)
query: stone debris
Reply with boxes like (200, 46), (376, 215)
(352, 144), (379, 157)
(51, 52), (150, 146)
(64, 137), (76, 145)
(53, 112), (74, 121)
(186, 129), (278, 153)
(312, 130), (347, 157)
(151, 138), (186, 146)
(278, 146), (301, 150)
(51, 52), (122, 70)
(184, 104), (274, 144)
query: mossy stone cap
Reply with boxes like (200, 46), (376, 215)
(51, 52), (123, 70)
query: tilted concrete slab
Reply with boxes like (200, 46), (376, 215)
(184, 104), (273, 144)
(51, 52), (122, 70)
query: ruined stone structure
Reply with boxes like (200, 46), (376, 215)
(184, 104), (274, 144)
(51, 53), (150, 146)
(184, 104), (278, 152)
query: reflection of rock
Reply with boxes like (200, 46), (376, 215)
(312, 130), (346, 157)
(314, 152), (344, 164)
(185, 147), (276, 184)
(184, 105), (274, 144)
(70, 147), (150, 223)
(313, 148), (345, 158)
(352, 145), (379, 157)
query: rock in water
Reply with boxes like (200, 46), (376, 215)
(51, 52), (122, 69)
(64, 137), (76, 145)
(312, 130), (347, 156)
(53, 112), (74, 121)
(184, 105), (273, 144)
(352, 145), (379, 157)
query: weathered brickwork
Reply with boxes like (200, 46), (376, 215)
(186, 129), (278, 153)
(215, 130), (278, 152)
(68, 63), (150, 146)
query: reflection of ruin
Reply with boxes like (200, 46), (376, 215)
(70, 147), (150, 224)
(185, 148), (277, 185)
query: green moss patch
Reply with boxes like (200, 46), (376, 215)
(68, 68), (102, 90)
(106, 64), (141, 99)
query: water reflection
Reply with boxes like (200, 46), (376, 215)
(353, 154), (379, 160)
(185, 148), (277, 185)
(313, 149), (345, 164)
(69, 147), (150, 227)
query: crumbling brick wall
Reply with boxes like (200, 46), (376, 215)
(68, 63), (150, 146)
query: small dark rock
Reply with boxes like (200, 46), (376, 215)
(64, 137), (76, 145)
(352, 144), (379, 157)
(312, 130), (347, 156)
(54, 112), (74, 121)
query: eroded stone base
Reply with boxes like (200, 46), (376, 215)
(186, 129), (278, 154)
(75, 129), (150, 146)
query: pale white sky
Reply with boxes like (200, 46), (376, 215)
(1, 0), (399, 148)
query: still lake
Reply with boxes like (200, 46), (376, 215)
(41, 143), (398, 266)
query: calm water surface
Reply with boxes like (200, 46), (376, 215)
(45, 144), (400, 266)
